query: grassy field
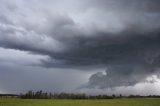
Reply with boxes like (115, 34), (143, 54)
(0, 98), (160, 106)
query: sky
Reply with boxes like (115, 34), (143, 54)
(0, 0), (160, 95)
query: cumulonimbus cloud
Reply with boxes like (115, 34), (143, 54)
(0, 0), (160, 89)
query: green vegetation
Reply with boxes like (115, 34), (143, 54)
(0, 98), (160, 106)
(19, 90), (160, 99)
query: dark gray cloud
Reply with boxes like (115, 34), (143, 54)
(86, 66), (159, 89)
(0, 0), (160, 90)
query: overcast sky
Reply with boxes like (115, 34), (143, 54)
(0, 0), (160, 95)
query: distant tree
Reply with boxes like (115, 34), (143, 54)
(19, 90), (160, 99)
(112, 94), (115, 98)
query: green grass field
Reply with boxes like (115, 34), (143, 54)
(0, 98), (160, 106)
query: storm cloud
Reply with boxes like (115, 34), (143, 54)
(0, 0), (160, 91)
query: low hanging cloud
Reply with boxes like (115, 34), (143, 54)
(86, 66), (160, 89)
(0, 0), (160, 89)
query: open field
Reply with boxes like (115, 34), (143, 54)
(0, 98), (160, 106)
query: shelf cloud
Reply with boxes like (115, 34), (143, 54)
(0, 0), (160, 92)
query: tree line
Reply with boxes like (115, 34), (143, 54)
(19, 90), (160, 99)
(0, 94), (18, 98)
(20, 90), (116, 99)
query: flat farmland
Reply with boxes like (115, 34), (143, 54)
(0, 98), (160, 106)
